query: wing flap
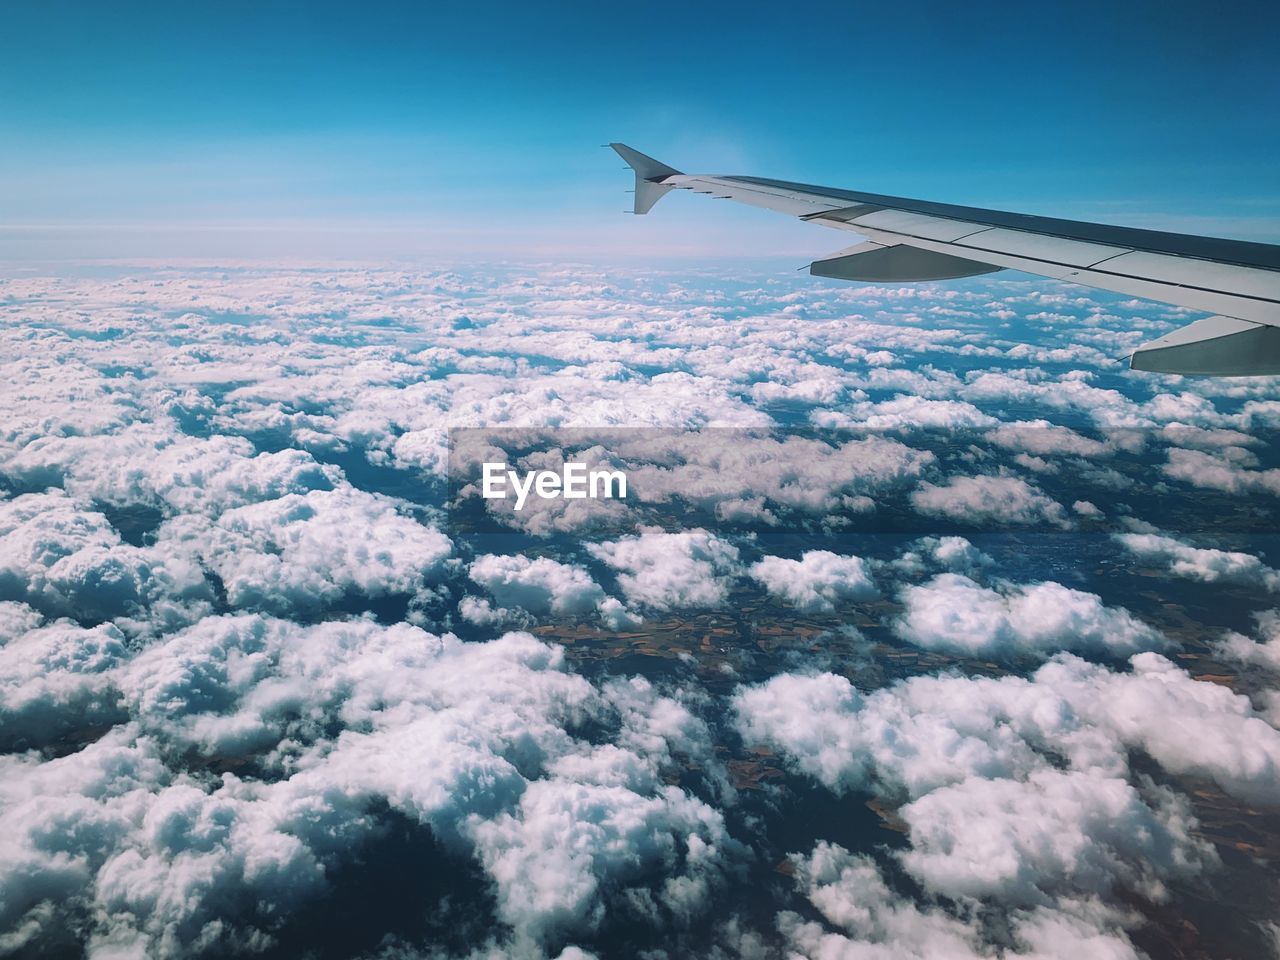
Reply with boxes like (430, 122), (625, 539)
(811, 241), (1001, 282)
(1130, 315), (1280, 376)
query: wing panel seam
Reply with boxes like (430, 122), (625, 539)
(863, 227), (1280, 307)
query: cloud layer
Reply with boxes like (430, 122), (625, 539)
(2, 263), (1278, 958)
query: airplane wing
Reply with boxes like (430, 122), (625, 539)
(610, 143), (1280, 377)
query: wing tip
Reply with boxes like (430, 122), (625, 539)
(609, 143), (682, 181)
(610, 143), (680, 215)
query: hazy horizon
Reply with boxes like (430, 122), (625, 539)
(4, 0), (1278, 259)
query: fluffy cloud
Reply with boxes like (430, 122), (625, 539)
(1, 619), (730, 956)
(469, 554), (604, 615)
(157, 487), (452, 616)
(813, 395), (998, 431)
(732, 655), (1249, 957)
(1039, 652), (1280, 804)
(7, 428), (341, 519)
(919, 535), (993, 573)
(985, 420), (1112, 458)
(0, 615), (127, 747)
(889, 536), (994, 577)
(587, 529), (741, 611)
(781, 840), (1146, 958)
(0, 490), (212, 626)
(581, 431), (932, 523)
(1213, 610), (1280, 670)
(732, 655), (1250, 954)
(469, 779), (728, 942)
(895, 574), (1163, 658)
(910, 475), (1070, 529)
(1115, 533), (1280, 590)
(899, 769), (1203, 904)
(735, 652), (1280, 808)
(748, 550), (877, 613)
(0, 600), (42, 640)
(1162, 447), (1280, 496)
(779, 841), (996, 959)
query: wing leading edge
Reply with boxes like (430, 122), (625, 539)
(610, 143), (1280, 377)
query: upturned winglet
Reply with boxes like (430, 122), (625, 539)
(610, 143), (681, 215)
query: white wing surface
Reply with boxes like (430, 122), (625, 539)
(610, 143), (1280, 376)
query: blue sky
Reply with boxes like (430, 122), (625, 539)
(2, 0), (1277, 259)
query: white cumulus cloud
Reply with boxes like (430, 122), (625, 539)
(895, 574), (1163, 658)
(911, 475), (1071, 529)
(587, 528), (741, 611)
(748, 550), (878, 613)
